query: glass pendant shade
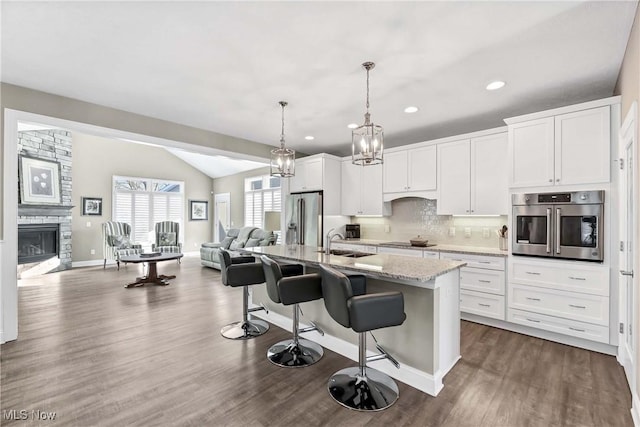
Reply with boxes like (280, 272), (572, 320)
(270, 145), (295, 177)
(270, 101), (296, 177)
(352, 62), (384, 166)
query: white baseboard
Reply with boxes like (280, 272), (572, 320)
(251, 308), (444, 397)
(72, 259), (106, 268)
(632, 392), (640, 427)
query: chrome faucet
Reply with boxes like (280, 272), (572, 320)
(325, 228), (345, 255)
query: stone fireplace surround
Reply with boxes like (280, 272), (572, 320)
(17, 130), (73, 274)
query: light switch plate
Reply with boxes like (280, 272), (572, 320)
(384, 224), (390, 233)
(483, 228), (490, 238)
(449, 227), (455, 237)
(86, 221), (91, 227)
(464, 227), (471, 237)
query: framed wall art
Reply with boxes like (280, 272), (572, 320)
(81, 197), (103, 216)
(189, 200), (208, 221)
(19, 155), (62, 205)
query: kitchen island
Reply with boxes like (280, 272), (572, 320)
(243, 245), (466, 396)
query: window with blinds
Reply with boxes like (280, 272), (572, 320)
(244, 175), (281, 229)
(112, 176), (184, 245)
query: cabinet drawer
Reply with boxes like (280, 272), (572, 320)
(377, 247), (423, 258)
(423, 250), (439, 259)
(440, 252), (505, 271)
(510, 261), (609, 296)
(460, 290), (505, 320)
(508, 309), (610, 344)
(460, 268), (505, 295)
(509, 284), (609, 326)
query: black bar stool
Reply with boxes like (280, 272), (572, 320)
(319, 264), (406, 411)
(218, 249), (271, 340)
(261, 255), (324, 367)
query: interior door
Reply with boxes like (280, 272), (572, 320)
(214, 193), (230, 242)
(618, 102), (637, 389)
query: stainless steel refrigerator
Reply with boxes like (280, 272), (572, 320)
(285, 191), (323, 246)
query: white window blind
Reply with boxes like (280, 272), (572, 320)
(112, 176), (185, 246)
(244, 175), (281, 229)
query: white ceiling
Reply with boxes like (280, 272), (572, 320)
(2, 1), (637, 158)
(164, 147), (268, 178)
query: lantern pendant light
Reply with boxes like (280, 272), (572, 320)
(270, 101), (295, 177)
(352, 61), (383, 166)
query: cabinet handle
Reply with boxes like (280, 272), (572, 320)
(556, 179), (560, 182)
(471, 210), (474, 213)
(569, 327), (585, 332)
(568, 276), (586, 281)
(569, 304), (586, 309)
(478, 279), (492, 283)
(478, 303), (491, 308)
(479, 261), (492, 264)
(525, 271), (541, 275)
(526, 297), (541, 302)
(526, 318), (541, 323)
(466, 210), (469, 213)
(548, 179), (553, 182)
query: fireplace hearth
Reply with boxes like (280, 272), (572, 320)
(18, 224), (59, 265)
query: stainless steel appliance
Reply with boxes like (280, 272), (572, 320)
(285, 191), (323, 246)
(345, 224), (361, 239)
(512, 191), (604, 262)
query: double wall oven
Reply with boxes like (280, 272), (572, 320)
(512, 191), (604, 262)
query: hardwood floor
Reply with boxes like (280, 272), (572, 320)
(1, 255), (632, 426)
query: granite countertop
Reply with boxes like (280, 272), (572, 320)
(243, 245), (466, 289)
(335, 239), (508, 257)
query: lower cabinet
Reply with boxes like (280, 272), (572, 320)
(508, 259), (610, 344)
(441, 252), (507, 320)
(377, 247), (423, 258)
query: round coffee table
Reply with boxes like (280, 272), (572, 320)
(119, 253), (184, 288)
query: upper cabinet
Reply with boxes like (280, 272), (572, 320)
(507, 105), (611, 188)
(341, 161), (389, 216)
(288, 154), (342, 215)
(437, 132), (508, 215)
(383, 146), (437, 194)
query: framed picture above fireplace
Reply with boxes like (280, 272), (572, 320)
(19, 155), (62, 205)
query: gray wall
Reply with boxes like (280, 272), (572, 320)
(71, 132), (213, 262)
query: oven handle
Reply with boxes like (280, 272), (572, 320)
(556, 208), (561, 255)
(546, 208), (552, 254)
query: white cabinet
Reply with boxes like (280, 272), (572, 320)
(341, 161), (388, 216)
(383, 146), (436, 194)
(507, 258), (610, 343)
(290, 157), (323, 192)
(377, 247), (423, 258)
(441, 252), (507, 320)
(437, 132), (508, 215)
(288, 154), (342, 215)
(508, 106), (610, 188)
(332, 242), (377, 254)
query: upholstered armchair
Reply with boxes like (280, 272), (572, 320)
(102, 221), (143, 270)
(152, 221), (182, 256)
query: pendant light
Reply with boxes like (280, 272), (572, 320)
(352, 61), (383, 166)
(270, 101), (295, 177)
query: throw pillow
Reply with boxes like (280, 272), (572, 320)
(229, 240), (245, 250)
(245, 238), (261, 248)
(159, 232), (177, 246)
(113, 235), (133, 249)
(220, 237), (234, 249)
(107, 234), (122, 246)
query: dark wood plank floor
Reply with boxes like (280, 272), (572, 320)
(1, 255), (632, 426)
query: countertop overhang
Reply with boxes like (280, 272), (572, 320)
(243, 245), (466, 288)
(335, 239), (508, 257)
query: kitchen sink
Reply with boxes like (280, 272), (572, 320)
(320, 249), (373, 258)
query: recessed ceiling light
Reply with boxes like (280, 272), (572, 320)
(486, 81), (506, 91)
(347, 123), (359, 129)
(404, 106), (419, 113)
(305, 136), (314, 141)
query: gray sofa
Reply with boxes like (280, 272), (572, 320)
(200, 226), (276, 269)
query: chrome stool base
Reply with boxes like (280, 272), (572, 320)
(327, 366), (399, 411)
(221, 319), (269, 340)
(267, 338), (323, 368)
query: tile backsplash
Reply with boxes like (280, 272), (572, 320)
(353, 197), (508, 248)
